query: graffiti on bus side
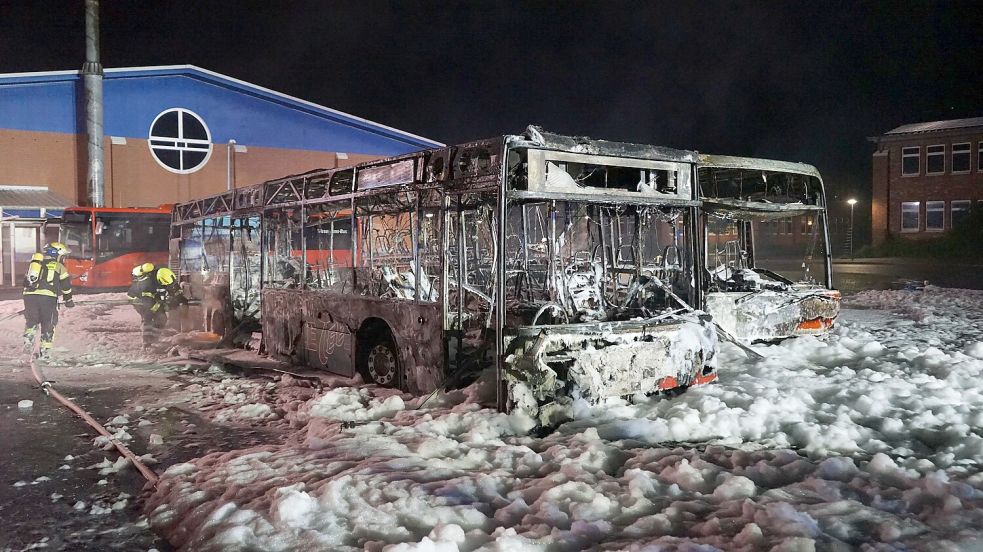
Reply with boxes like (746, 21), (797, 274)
(304, 321), (350, 366)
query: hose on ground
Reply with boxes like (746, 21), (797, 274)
(29, 356), (160, 486)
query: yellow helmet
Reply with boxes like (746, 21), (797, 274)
(156, 267), (176, 286)
(132, 262), (155, 278)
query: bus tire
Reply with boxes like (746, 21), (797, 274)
(358, 333), (400, 388)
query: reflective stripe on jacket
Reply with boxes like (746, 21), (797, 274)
(23, 260), (73, 300)
(127, 267), (181, 307)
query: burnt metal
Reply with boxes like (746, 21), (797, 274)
(170, 127), (763, 422)
(698, 155), (838, 341)
(523, 126), (698, 164)
(172, 184), (264, 226)
(262, 288), (443, 393)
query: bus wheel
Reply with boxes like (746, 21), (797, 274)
(361, 337), (399, 387)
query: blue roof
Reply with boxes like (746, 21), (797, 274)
(0, 65), (442, 155)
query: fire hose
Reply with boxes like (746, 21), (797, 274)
(29, 353), (159, 486)
(10, 298), (213, 487)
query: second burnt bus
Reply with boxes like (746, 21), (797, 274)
(697, 155), (841, 342)
(248, 127), (717, 425)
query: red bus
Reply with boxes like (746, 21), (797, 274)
(58, 206), (173, 289)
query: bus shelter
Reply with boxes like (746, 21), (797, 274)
(0, 185), (70, 287)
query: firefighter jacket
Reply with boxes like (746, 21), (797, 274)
(23, 256), (73, 301)
(127, 269), (183, 313)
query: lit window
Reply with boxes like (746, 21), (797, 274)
(926, 201), (944, 231)
(799, 217), (815, 235)
(952, 200), (971, 227)
(952, 143), (970, 173)
(148, 108), (213, 174)
(901, 147), (919, 176)
(901, 202), (920, 232)
(926, 145), (945, 175)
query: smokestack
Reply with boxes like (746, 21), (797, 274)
(83, 0), (105, 207)
(227, 139), (237, 191)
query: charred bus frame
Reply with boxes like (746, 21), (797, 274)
(697, 154), (841, 342)
(171, 127), (719, 422)
(169, 175), (267, 336)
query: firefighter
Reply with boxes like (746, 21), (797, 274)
(127, 262), (186, 348)
(23, 242), (74, 359)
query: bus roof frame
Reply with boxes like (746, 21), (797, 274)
(172, 126), (705, 227)
(697, 153), (822, 179)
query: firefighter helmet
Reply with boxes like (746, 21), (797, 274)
(42, 242), (70, 260)
(156, 267), (176, 286)
(132, 262), (155, 278)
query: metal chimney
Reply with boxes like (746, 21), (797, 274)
(83, 0), (105, 207)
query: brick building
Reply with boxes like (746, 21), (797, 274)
(0, 65), (440, 283)
(869, 117), (983, 246)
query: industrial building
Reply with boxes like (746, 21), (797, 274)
(0, 64), (441, 283)
(870, 117), (983, 246)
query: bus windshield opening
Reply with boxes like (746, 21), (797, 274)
(59, 211), (93, 259)
(505, 201), (691, 325)
(706, 212), (829, 291)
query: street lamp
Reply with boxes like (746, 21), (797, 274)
(847, 198), (857, 259)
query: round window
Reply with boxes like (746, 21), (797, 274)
(148, 108), (213, 174)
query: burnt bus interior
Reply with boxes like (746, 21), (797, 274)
(697, 157), (840, 342)
(171, 127), (721, 420)
(504, 201), (694, 325)
(170, 179), (268, 339)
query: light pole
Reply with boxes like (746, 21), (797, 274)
(847, 198), (857, 259)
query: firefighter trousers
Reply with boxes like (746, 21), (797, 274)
(133, 303), (168, 346)
(23, 294), (58, 350)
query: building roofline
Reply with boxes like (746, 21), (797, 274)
(0, 68), (80, 80)
(881, 116), (983, 137)
(0, 65), (444, 148)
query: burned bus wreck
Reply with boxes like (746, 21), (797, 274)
(500, 129), (717, 424)
(170, 178), (266, 341)
(171, 127), (719, 424)
(698, 155), (841, 343)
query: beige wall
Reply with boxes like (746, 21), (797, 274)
(0, 128), (83, 203)
(0, 128), (384, 207)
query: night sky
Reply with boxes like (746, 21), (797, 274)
(2, 1), (981, 204)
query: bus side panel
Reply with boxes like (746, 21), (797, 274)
(262, 288), (444, 394)
(300, 292), (355, 378)
(341, 297), (443, 394)
(302, 249), (354, 268)
(68, 251), (169, 289)
(62, 258), (95, 287)
(262, 288), (306, 361)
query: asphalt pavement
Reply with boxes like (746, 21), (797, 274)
(0, 377), (169, 552)
(832, 257), (983, 293)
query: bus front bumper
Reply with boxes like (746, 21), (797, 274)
(504, 312), (718, 426)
